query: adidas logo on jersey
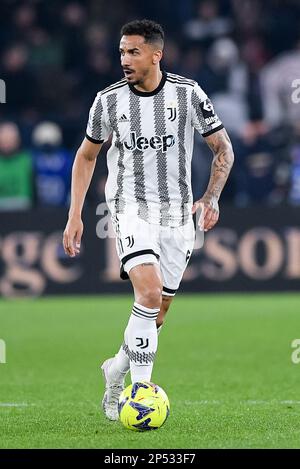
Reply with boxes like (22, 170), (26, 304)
(124, 131), (175, 153)
(118, 114), (129, 122)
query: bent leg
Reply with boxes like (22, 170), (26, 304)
(129, 263), (163, 308)
(156, 295), (174, 328)
(123, 263), (163, 382)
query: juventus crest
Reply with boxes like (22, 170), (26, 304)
(167, 101), (177, 121)
(136, 337), (149, 349)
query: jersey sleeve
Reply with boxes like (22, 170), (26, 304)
(191, 83), (224, 137)
(86, 93), (111, 144)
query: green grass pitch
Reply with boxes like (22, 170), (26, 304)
(0, 293), (300, 449)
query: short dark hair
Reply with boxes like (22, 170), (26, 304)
(120, 19), (164, 48)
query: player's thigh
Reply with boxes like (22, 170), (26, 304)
(159, 218), (195, 297)
(111, 213), (161, 280)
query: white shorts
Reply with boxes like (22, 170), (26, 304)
(111, 213), (195, 296)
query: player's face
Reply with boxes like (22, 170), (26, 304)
(119, 35), (161, 85)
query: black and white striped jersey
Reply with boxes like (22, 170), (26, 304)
(86, 71), (223, 226)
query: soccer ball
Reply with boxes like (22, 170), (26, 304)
(118, 381), (170, 431)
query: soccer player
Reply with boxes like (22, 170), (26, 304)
(63, 19), (234, 420)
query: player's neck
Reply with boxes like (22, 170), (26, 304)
(134, 69), (162, 93)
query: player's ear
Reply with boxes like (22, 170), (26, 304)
(152, 50), (162, 65)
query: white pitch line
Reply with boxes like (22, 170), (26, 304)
(279, 400), (300, 405)
(180, 400), (300, 406)
(2, 400), (299, 409)
(0, 403), (34, 407)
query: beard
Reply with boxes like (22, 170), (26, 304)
(129, 78), (140, 86)
(124, 68), (147, 86)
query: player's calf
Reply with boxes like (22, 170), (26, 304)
(125, 302), (160, 383)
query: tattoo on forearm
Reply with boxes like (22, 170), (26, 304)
(204, 129), (234, 199)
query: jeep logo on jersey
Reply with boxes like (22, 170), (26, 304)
(124, 132), (175, 153)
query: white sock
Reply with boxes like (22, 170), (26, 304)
(109, 346), (129, 381)
(123, 302), (159, 383)
(111, 316), (163, 379)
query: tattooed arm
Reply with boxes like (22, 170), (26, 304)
(192, 128), (234, 231)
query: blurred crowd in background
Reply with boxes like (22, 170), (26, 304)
(0, 0), (300, 211)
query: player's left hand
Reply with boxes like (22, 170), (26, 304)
(192, 196), (219, 232)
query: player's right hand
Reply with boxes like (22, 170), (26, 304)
(192, 195), (219, 232)
(63, 217), (83, 257)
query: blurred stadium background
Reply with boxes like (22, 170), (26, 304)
(1, 0), (300, 449)
(0, 0), (300, 296)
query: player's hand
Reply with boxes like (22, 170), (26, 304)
(63, 216), (83, 257)
(192, 195), (219, 232)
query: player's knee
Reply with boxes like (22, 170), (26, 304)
(138, 285), (162, 309)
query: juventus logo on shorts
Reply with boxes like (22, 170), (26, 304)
(125, 235), (134, 248)
(136, 337), (149, 349)
(167, 106), (177, 122)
